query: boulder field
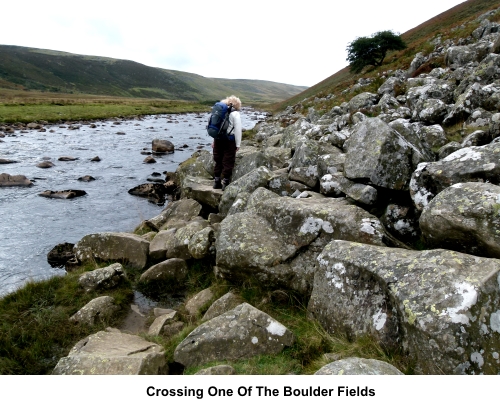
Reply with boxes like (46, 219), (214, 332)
(54, 10), (500, 375)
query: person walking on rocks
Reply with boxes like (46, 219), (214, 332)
(212, 95), (242, 191)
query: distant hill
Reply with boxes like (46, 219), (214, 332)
(0, 45), (307, 104)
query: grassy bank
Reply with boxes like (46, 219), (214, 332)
(0, 266), (133, 375)
(0, 89), (210, 124)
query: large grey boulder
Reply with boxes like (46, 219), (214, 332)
(145, 198), (202, 231)
(410, 143), (500, 211)
(78, 263), (126, 292)
(74, 232), (150, 270)
(69, 296), (120, 326)
(348, 92), (379, 113)
(232, 149), (271, 181)
(216, 197), (386, 294)
(0, 173), (32, 187)
(202, 292), (243, 321)
(420, 182), (500, 259)
(152, 139), (174, 153)
(185, 288), (214, 317)
(218, 166), (272, 216)
(308, 240), (500, 375)
(174, 303), (294, 368)
(53, 328), (167, 375)
(314, 357), (404, 375)
(319, 172), (377, 205)
(167, 219), (210, 259)
(180, 176), (222, 209)
(149, 229), (177, 262)
(188, 226), (214, 259)
(139, 258), (188, 288)
(344, 118), (428, 190)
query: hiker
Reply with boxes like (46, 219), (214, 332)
(212, 95), (242, 191)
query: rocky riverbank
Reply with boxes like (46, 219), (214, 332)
(9, 9), (500, 375)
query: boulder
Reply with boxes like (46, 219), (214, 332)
(53, 328), (167, 375)
(344, 118), (427, 191)
(39, 190), (86, 199)
(202, 292), (243, 321)
(58, 156), (77, 161)
(145, 199), (202, 231)
(152, 139), (174, 153)
(232, 149), (272, 181)
(47, 242), (75, 267)
(188, 226), (214, 259)
(308, 240), (500, 374)
(216, 196), (386, 294)
(128, 183), (167, 205)
(420, 182), (500, 258)
(69, 296), (120, 326)
(149, 229), (177, 262)
(348, 92), (379, 113)
(74, 232), (150, 270)
(78, 175), (96, 182)
(410, 143), (500, 211)
(219, 166), (273, 216)
(0, 159), (18, 164)
(78, 263), (126, 292)
(36, 161), (55, 168)
(314, 357), (404, 375)
(148, 311), (178, 336)
(185, 288), (214, 317)
(167, 219), (210, 260)
(0, 173), (32, 187)
(319, 172), (377, 205)
(174, 303), (294, 368)
(180, 176), (222, 209)
(139, 258), (188, 288)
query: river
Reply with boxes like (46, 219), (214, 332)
(0, 108), (264, 296)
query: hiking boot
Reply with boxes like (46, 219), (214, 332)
(221, 179), (230, 191)
(213, 177), (222, 189)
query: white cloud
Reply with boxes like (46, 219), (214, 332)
(2, 0), (467, 86)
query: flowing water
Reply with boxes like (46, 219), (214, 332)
(0, 108), (264, 296)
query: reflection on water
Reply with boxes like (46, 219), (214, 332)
(0, 109), (264, 296)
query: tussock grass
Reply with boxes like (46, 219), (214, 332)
(0, 266), (133, 374)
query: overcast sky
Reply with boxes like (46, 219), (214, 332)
(2, 1), (467, 87)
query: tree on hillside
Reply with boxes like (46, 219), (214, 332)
(346, 30), (407, 73)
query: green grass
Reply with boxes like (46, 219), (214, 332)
(0, 266), (133, 374)
(149, 281), (412, 375)
(0, 96), (209, 124)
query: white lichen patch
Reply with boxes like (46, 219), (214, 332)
(266, 320), (287, 336)
(372, 309), (387, 331)
(299, 217), (323, 235)
(470, 352), (484, 368)
(443, 282), (478, 324)
(490, 310), (500, 333)
(322, 221), (334, 233)
(360, 219), (376, 235)
(443, 147), (482, 162)
(251, 336), (258, 344)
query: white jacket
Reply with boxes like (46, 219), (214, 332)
(228, 111), (242, 148)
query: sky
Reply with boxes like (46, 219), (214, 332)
(1, 0), (468, 87)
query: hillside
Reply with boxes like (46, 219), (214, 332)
(274, 0), (500, 112)
(0, 45), (307, 104)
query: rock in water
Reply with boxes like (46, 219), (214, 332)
(39, 190), (87, 199)
(0, 173), (32, 187)
(152, 139), (174, 154)
(47, 242), (75, 267)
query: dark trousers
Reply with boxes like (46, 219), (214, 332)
(213, 138), (237, 180)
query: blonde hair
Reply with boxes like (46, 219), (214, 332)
(221, 95), (242, 111)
